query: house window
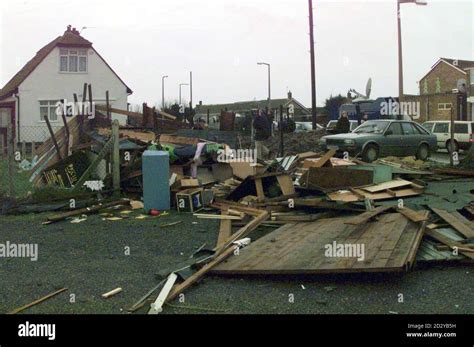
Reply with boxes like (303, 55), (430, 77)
(470, 70), (474, 85)
(438, 103), (452, 111)
(59, 49), (87, 73)
(39, 100), (60, 121)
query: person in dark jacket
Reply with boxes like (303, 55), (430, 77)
(335, 111), (351, 134)
(253, 109), (271, 159)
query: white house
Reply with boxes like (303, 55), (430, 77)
(0, 25), (132, 145)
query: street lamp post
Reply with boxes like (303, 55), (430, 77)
(179, 83), (189, 105)
(397, 0), (427, 98)
(162, 75), (168, 110)
(257, 62), (271, 109)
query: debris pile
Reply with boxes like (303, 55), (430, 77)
(3, 87), (473, 314)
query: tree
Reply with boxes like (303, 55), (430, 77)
(324, 94), (349, 119)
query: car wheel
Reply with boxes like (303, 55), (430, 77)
(416, 144), (430, 161)
(446, 140), (459, 153)
(362, 144), (379, 163)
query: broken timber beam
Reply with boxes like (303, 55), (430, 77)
(44, 115), (62, 160)
(8, 288), (68, 314)
(216, 212), (232, 248)
(430, 208), (474, 239)
(44, 199), (130, 224)
(165, 246), (238, 304)
(344, 205), (394, 225)
(426, 229), (474, 260)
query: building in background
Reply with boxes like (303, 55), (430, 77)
(403, 58), (473, 122)
(195, 91), (327, 129)
(0, 25), (133, 145)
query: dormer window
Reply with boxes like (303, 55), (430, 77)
(59, 48), (87, 73)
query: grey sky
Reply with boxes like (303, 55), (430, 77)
(1, 0), (473, 107)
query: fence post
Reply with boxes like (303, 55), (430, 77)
(21, 141), (26, 160)
(0, 134), (4, 156)
(112, 120), (121, 197)
(7, 123), (15, 198)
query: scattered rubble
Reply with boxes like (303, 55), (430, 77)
(2, 84), (473, 314)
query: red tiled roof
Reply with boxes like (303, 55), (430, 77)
(0, 26), (132, 99)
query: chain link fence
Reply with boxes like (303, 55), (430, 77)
(1, 124), (109, 203)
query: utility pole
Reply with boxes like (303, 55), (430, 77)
(179, 83), (188, 105)
(161, 75), (168, 110)
(397, 0), (404, 98)
(189, 71), (193, 121)
(257, 62), (271, 110)
(397, 0), (428, 98)
(308, 0), (317, 130)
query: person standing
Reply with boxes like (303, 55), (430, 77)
(335, 111), (350, 134)
(361, 113), (369, 124)
(253, 109), (271, 160)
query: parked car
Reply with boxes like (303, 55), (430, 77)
(326, 120), (359, 134)
(421, 120), (474, 152)
(295, 121), (324, 132)
(320, 120), (437, 163)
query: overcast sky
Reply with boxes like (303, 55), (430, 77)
(1, 0), (473, 107)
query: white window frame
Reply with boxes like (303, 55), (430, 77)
(59, 48), (88, 73)
(470, 69), (474, 85)
(39, 100), (61, 123)
(438, 103), (452, 111)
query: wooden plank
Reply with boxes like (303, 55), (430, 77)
(311, 149), (336, 168)
(194, 213), (242, 220)
(425, 229), (474, 260)
(344, 205), (394, 225)
(44, 115), (62, 160)
(165, 246), (237, 304)
(102, 287), (122, 299)
(8, 288), (67, 314)
(328, 187), (422, 203)
(254, 178), (265, 202)
(431, 208), (474, 239)
(44, 200), (129, 224)
(95, 105), (144, 120)
(361, 179), (413, 193)
(405, 211), (429, 267)
(214, 210), (269, 253)
(216, 212), (232, 248)
(397, 207), (429, 223)
(157, 110), (177, 120)
(276, 174), (295, 196)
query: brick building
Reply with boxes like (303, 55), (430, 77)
(402, 58), (473, 123)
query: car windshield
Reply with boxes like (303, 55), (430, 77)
(354, 121), (389, 134)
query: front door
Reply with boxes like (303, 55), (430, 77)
(0, 103), (15, 155)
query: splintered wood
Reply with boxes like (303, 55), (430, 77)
(212, 213), (425, 275)
(327, 179), (424, 202)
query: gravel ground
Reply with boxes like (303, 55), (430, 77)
(0, 211), (472, 315)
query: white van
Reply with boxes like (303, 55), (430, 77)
(422, 121), (474, 152)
